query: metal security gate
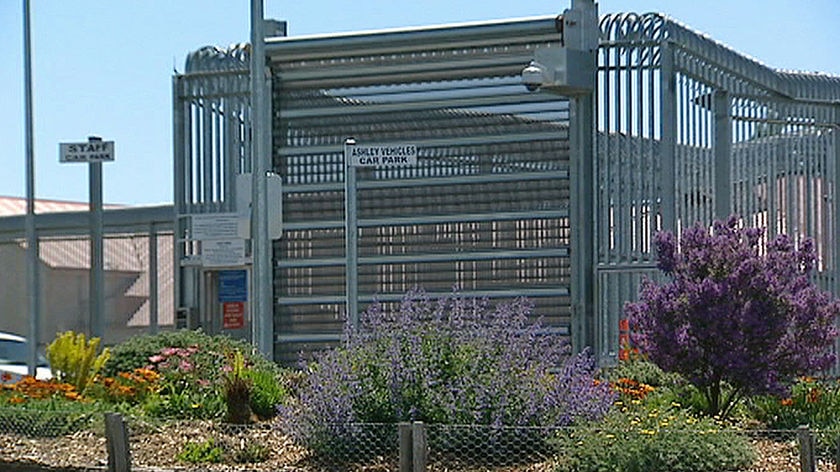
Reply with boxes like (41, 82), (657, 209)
(174, 5), (840, 366)
(267, 18), (573, 363)
(595, 13), (840, 364)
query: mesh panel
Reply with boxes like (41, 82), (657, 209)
(271, 20), (571, 359)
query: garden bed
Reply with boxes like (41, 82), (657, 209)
(0, 425), (833, 472)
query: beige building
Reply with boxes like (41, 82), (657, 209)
(0, 197), (174, 346)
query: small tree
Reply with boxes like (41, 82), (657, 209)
(626, 216), (839, 418)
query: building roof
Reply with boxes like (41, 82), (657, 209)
(0, 196), (122, 217)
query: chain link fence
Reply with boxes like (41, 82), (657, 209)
(1, 410), (839, 472)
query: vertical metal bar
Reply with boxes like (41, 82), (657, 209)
(214, 98), (223, 207)
(714, 90), (732, 220)
(90, 156), (105, 339)
(571, 91), (595, 353)
(173, 77), (184, 322)
(833, 105), (840, 295)
(251, 0), (273, 359)
(149, 222), (158, 335)
(344, 138), (359, 329)
(600, 45), (611, 263)
(23, 0), (41, 376)
(203, 97), (213, 206)
(768, 102), (778, 237)
(659, 41), (677, 232)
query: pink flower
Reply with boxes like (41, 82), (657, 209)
(148, 355), (165, 364)
(179, 360), (193, 372)
(161, 347), (179, 356)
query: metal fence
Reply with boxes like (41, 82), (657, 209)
(0, 411), (837, 472)
(174, 6), (840, 367)
(0, 205), (176, 347)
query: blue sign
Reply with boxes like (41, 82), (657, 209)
(218, 270), (247, 302)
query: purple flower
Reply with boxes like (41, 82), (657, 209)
(626, 216), (839, 417)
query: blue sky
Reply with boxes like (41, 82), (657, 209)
(1, 0), (838, 206)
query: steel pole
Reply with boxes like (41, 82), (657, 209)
(23, 0), (40, 376)
(250, 0), (273, 359)
(344, 138), (359, 329)
(89, 136), (105, 339)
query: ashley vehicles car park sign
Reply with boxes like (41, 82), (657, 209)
(347, 144), (417, 167)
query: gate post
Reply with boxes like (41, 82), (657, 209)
(105, 413), (131, 472)
(399, 422), (413, 472)
(564, 0), (599, 354)
(412, 421), (427, 472)
(713, 90), (732, 220)
(798, 425), (816, 472)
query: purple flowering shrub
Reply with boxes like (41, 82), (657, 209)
(626, 216), (840, 418)
(279, 290), (615, 456)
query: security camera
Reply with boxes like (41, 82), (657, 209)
(521, 60), (547, 92)
(521, 48), (595, 96)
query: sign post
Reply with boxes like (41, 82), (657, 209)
(343, 139), (417, 328)
(60, 136), (114, 339)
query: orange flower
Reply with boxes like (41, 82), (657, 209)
(7, 396), (25, 404)
(780, 398), (794, 407)
(1, 372), (12, 382)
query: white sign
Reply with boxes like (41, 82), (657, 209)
(347, 144), (417, 167)
(191, 213), (242, 240)
(59, 141), (115, 163)
(202, 239), (246, 267)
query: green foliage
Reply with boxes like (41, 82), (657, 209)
(232, 441), (270, 463)
(102, 330), (285, 421)
(245, 369), (288, 419)
(604, 359), (683, 389)
(176, 438), (224, 463)
(749, 377), (840, 430)
(102, 329), (277, 378)
(46, 331), (110, 394)
(0, 403), (101, 437)
(142, 389), (226, 420)
(223, 350), (252, 424)
(554, 401), (755, 472)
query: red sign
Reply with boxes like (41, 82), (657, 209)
(223, 301), (245, 330)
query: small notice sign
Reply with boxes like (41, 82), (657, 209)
(202, 238), (246, 267)
(223, 301), (245, 329)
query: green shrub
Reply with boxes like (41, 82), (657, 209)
(103, 330), (285, 420)
(554, 402), (755, 472)
(749, 377), (840, 430)
(142, 389), (226, 420)
(177, 438), (224, 463)
(103, 330), (277, 378)
(245, 369), (287, 419)
(46, 331), (110, 394)
(232, 441), (270, 463)
(222, 350), (252, 424)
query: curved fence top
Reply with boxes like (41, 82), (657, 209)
(600, 12), (840, 104)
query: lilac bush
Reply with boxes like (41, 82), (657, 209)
(626, 216), (840, 417)
(279, 290), (615, 454)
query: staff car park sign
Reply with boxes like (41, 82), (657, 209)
(59, 141), (115, 163)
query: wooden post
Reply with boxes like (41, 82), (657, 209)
(412, 421), (427, 472)
(798, 425), (815, 472)
(399, 422), (412, 472)
(105, 413), (131, 472)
